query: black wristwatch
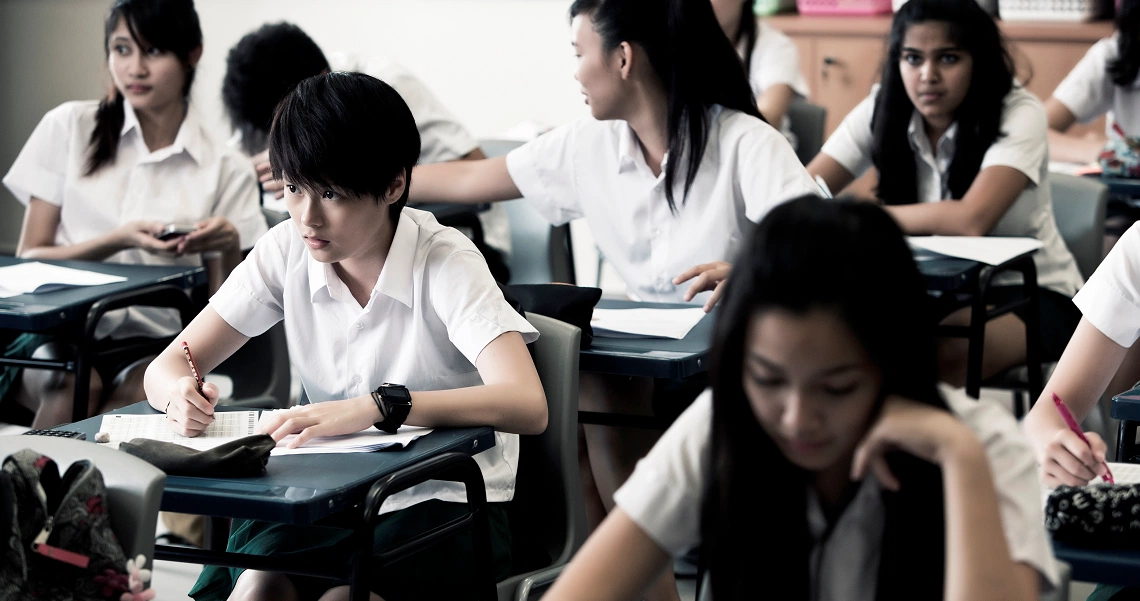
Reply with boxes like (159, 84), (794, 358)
(372, 383), (412, 433)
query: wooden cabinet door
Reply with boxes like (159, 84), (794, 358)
(1010, 40), (1105, 137)
(812, 36), (888, 137)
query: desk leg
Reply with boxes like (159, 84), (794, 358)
(349, 519), (372, 601)
(965, 294), (986, 399)
(1117, 420), (1138, 463)
(203, 517), (230, 551)
(1022, 263), (1044, 404)
(72, 338), (93, 423)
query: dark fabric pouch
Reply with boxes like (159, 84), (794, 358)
(507, 284), (602, 349)
(118, 435), (275, 478)
(1046, 483), (1140, 547)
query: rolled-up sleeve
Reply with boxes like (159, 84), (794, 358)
(820, 92), (877, 178)
(1052, 38), (1115, 124)
(981, 90), (1048, 186)
(1074, 222), (1140, 347)
(209, 223), (289, 337)
(3, 103), (75, 207)
(505, 122), (584, 226)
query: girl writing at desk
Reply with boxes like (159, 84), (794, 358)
(143, 72), (547, 601)
(0, 0), (266, 428)
(545, 196), (1058, 601)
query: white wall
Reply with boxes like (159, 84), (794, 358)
(0, 0), (589, 253)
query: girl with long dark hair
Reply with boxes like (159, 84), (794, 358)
(545, 196), (1057, 601)
(807, 0), (1082, 388)
(1046, 0), (1140, 163)
(411, 1), (818, 598)
(0, 0), (266, 427)
(709, 0), (810, 142)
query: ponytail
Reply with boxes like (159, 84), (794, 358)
(735, 0), (759, 76)
(85, 0), (202, 176)
(1110, 0), (1140, 87)
(570, 0), (761, 213)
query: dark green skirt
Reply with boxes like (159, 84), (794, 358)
(189, 500), (512, 601)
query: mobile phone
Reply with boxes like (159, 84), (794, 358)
(156, 224), (197, 241)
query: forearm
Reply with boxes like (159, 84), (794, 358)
(409, 156), (520, 204)
(19, 230), (127, 262)
(941, 440), (1035, 601)
(407, 380), (547, 434)
(885, 202), (991, 237)
(143, 345), (196, 412)
(545, 509), (672, 601)
(1047, 129), (1105, 165)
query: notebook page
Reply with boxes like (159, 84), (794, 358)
(98, 411), (259, 451)
(0, 262), (127, 295)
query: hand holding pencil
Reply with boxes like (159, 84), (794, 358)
(1038, 392), (1112, 488)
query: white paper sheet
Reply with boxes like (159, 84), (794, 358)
(1091, 462), (1140, 485)
(257, 409), (433, 456)
(0, 262), (127, 296)
(98, 411), (259, 451)
(591, 307), (706, 340)
(907, 236), (1042, 266)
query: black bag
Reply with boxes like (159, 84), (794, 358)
(118, 434), (275, 478)
(1045, 483), (1140, 547)
(508, 284), (603, 349)
(0, 449), (129, 600)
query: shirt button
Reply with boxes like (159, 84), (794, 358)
(351, 375), (361, 385)
(355, 322), (364, 330)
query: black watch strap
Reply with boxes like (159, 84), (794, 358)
(373, 384), (411, 433)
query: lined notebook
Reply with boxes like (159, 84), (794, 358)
(98, 411), (259, 451)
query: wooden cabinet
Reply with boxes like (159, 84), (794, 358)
(767, 15), (1115, 138)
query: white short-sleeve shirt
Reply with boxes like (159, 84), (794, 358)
(1073, 221), (1140, 347)
(209, 207), (538, 513)
(821, 85), (1084, 297)
(2, 100), (268, 339)
(505, 106), (821, 304)
(1052, 35), (1140, 139)
(613, 385), (1060, 600)
(738, 20), (811, 142)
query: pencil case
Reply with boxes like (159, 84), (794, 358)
(118, 435), (275, 478)
(1099, 137), (1140, 178)
(1045, 484), (1140, 547)
(508, 284), (602, 349)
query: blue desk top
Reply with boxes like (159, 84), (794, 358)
(1054, 540), (1140, 587)
(580, 299), (714, 379)
(0, 256), (207, 331)
(1112, 387), (1140, 421)
(65, 402), (495, 525)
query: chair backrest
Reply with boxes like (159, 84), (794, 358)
(1049, 173), (1108, 281)
(213, 320), (291, 408)
(786, 98), (827, 166)
(480, 139), (576, 285)
(0, 436), (165, 568)
(502, 313), (586, 593)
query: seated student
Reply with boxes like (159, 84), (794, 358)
(142, 72), (546, 601)
(544, 196), (1058, 601)
(807, 0), (1084, 387)
(221, 22), (511, 283)
(411, 0), (818, 598)
(1045, 0), (1140, 164)
(0, 0), (266, 428)
(709, 0), (810, 146)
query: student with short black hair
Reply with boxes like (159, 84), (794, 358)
(143, 71), (547, 601)
(1045, 0), (1140, 163)
(807, 0), (1083, 388)
(0, 0), (266, 428)
(709, 0), (810, 144)
(545, 196), (1057, 601)
(221, 22), (511, 282)
(409, 1), (818, 598)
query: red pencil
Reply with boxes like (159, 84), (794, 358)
(181, 341), (204, 395)
(1052, 393), (1114, 484)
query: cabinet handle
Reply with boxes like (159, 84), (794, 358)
(822, 56), (838, 80)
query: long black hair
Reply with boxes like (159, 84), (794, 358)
(728, 0), (760, 76)
(269, 72), (421, 222)
(568, 0), (761, 213)
(871, 0), (1014, 205)
(1110, 0), (1140, 86)
(85, 0), (202, 176)
(223, 23), (330, 156)
(700, 196), (949, 600)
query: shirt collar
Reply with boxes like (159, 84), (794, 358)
(616, 121), (672, 177)
(121, 100), (205, 165)
(906, 110), (958, 163)
(305, 211), (418, 309)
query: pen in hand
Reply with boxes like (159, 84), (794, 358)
(1052, 392), (1114, 484)
(181, 341), (204, 396)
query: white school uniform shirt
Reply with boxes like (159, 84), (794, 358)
(613, 385), (1060, 600)
(737, 20), (811, 144)
(2, 100), (268, 339)
(1072, 221), (1140, 347)
(1052, 35), (1140, 139)
(208, 208), (538, 514)
(505, 105), (821, 304)
(821, 85), (1084, 297)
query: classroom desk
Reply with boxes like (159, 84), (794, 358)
(0, 256), (207, 422)
(580, 299), (715, 380)
(64, 402), (498, 601)
(1054, 540), (1140, 587)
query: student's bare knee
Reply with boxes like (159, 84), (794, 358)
(25, 342), (77, 391)
(316, 585), (384, 601)
(229, 570), (299, 601)
(578, 372), (653, 413)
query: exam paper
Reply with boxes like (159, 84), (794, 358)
(0, 262), (126, 297)
(98, 411), (259, 451)
(591, 307), (706, 340)
(907, 236), (1042, 266)
(1090, 462), (1140, 486)
(257, 409), (433, 456)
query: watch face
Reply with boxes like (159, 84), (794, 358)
(382, 385), (412, 403)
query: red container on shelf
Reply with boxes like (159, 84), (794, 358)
(796, 0), (893, 15)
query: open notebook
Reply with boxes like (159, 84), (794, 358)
(98, 410), (431, 456)
(0, 262), (126, 298)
